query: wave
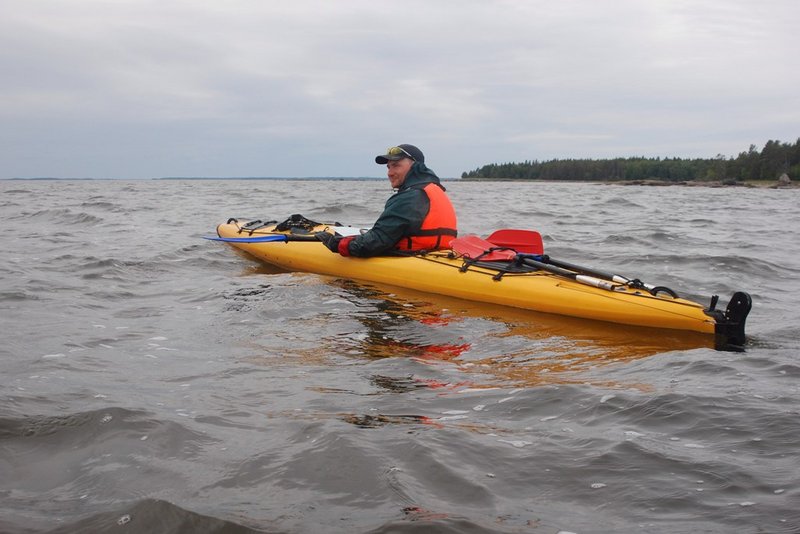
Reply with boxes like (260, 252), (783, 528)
(305, 204), (376, 221)
(79, 198), (126, 212)
(38, 498), (556, 534)
(0, 290), (35, 301)
(0, 407), (220, 533)
(11, 208), (105, 225)
(2, 188), (33, 194)
(0, 407), (196, 442)
(597, 196), (647, 209)
(40, 498), (274, 534)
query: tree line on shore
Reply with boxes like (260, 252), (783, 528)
(461, 138), (800, 182)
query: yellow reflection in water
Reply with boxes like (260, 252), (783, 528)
(238, 267), (712, 388)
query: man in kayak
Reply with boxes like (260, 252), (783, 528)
(318, 144), (458, 257)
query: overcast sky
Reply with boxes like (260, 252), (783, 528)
(2, 0), (798, 179)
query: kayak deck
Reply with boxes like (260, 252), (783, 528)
(213, 217), (751, 351)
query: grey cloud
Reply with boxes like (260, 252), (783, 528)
(1, 0), (798, 178)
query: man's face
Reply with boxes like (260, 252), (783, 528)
(387, 158), (413, 188)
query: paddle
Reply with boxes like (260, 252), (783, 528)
(202, 234), (318, 243)
(486, 229), (544, 255)
(515, 256), (619, 291)
(536, 256), (663, 293)
(452, 235), (618, 291)
(486, 228), (665, 294)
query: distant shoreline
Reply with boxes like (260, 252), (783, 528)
(5, 176), (386, 181)
(3, 177), (796, 188)
(461, 178), (797, 189)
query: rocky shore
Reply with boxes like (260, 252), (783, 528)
(615, 174), (794, 189)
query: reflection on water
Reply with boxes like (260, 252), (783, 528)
(241, 267), (713, 389)
(269, 407), (515, 436)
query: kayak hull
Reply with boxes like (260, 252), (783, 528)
(214, 220), (750, 349)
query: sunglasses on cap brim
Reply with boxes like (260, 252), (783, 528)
(385, 146), (415, 161)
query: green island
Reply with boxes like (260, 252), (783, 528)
(461, 138), (799, 187)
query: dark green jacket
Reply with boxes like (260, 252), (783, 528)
(347, 163), (450, 257)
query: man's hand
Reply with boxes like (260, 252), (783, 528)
(316, 232), (342, 253)
(316, 232), (354, 255)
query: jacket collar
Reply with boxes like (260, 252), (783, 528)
(398, 162), (442, 191)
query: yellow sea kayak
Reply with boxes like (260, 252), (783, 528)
(211, 215), (751, 351)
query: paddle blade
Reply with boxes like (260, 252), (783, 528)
(486, 229), (544, 255)
(451, 235), (517, 261)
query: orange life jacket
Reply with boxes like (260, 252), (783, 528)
(395, 183), (458, 251)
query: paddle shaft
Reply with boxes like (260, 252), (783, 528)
(519, 257), (618, 291)
(542, 256), (657, 291)
(486, 229), (655, 290)
(204, 234), (319, 243)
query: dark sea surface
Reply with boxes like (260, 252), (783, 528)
(1, 179), (798, 534)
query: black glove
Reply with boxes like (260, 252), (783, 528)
(316, 232), (342, 253)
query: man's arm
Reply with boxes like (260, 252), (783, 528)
(347, 189), (430, 257)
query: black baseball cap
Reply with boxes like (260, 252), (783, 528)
(375, 144), (425, 164)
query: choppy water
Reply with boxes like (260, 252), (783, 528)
(1, 179), (799, 534)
